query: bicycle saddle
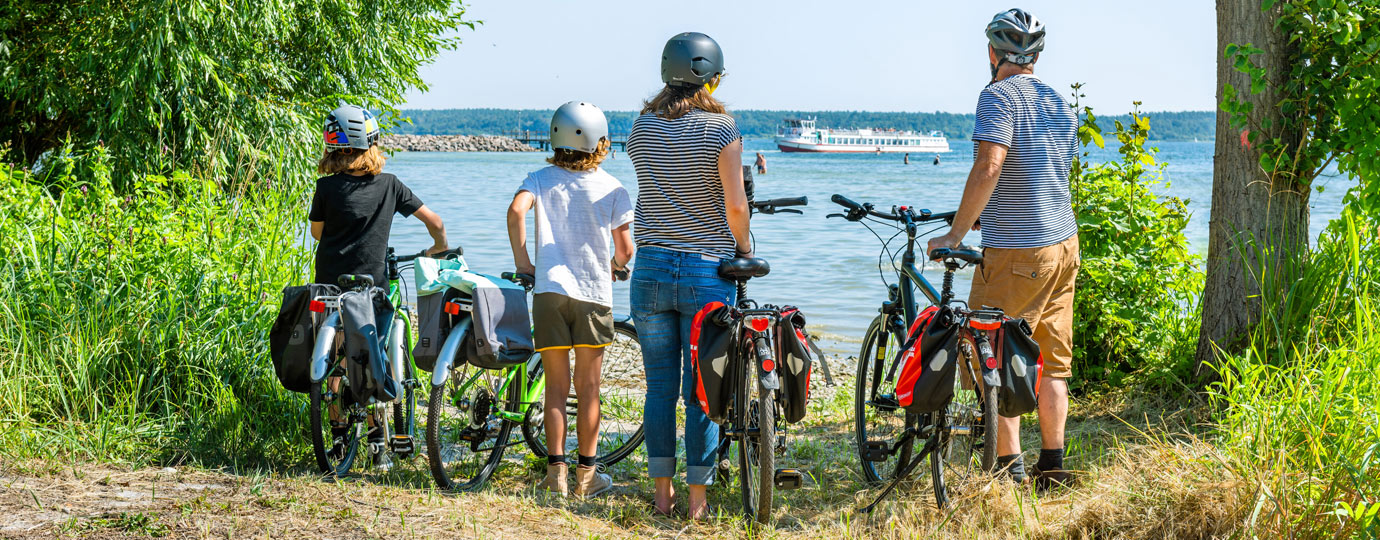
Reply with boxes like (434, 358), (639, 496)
(718, 257), (771, 281)
(928, 247), (984, 265)
(337, 274), (376, 290)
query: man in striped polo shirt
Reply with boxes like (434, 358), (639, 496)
(928, 8), (1079, 491)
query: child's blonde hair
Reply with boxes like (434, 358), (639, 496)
(546, 138), (611, 172)
(317, 145), (386, 176)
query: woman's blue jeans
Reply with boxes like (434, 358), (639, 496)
(631, 246), (737, 485)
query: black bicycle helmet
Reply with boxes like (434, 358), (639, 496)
(986, 8), (1045, 65)
(661, 32), (725, 87)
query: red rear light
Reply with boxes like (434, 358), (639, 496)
(748, 317), (770, 332)
(444, 302), (461, 315)
(762, 358), (776, 372)
(308, 300), (325, 313)
(899, 205), (909, 212)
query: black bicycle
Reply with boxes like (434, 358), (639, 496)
(830, 194), (1000, 510)
(704, 196), (837, 523)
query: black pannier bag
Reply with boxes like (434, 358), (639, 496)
(413, 287), (469, 372)
(995, 317), (1043, 418)
(339, 288), (400, 406)
(269, 283), (340, 393)
(895, 305), (961, 414)
(691, 301), (735, 424)
(462, 276), (534, 369)
(774, 306), (815, 424)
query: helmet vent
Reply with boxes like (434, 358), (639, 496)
(575, 129), (582, 135)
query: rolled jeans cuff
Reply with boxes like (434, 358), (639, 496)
(648, 457), (677, 479)
(685, 465), (715, 486)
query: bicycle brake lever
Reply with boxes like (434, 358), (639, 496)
(776, 209), (803, 215)
(826, 213), (845, 219)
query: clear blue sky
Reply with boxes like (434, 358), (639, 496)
(402, 0), (1216, 114)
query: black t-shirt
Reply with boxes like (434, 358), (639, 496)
(309, 173), (423, 287)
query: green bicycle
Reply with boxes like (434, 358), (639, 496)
(424, 272), (645, 491)
(307, 247), (449, 476)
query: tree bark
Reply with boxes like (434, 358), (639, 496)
(1196, 0), (1310, 378)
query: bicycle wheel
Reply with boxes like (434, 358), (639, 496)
(425, 362), (518, 491)
(310, 370), (363, 476)
(932, 346), (999, 507)
(521, 321), (645, 467)
(855, 315), (915, 484)
(392, 337), (417, 458)
(738, 352), (775, 523)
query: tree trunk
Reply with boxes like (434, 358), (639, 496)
(1196, 0), (1310, 378)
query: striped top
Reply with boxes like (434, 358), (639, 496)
(626, 109), (743, 259)
(971, 74), (1079, 249)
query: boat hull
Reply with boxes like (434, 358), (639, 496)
(775, 139), (951, 153)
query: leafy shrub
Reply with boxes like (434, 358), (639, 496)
(1069, 99), (1203, 389)
(0, 147), (310, 465)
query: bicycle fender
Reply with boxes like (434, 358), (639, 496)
(310, 312), (341, 382)
(430, 318), (472, 387)
(982, 364), (1002, 389)
(760, 369), (781, 391)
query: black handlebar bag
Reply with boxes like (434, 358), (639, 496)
(775, 307), (816, 424)
(269, 283), (340, 393)
(339, 288), (400, 407)
(995, 317), (1043, 418)
(896, 306), (961, 414)
(691, 301), (735, 424)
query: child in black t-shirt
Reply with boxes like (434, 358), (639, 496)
(309, 102), (448, 470)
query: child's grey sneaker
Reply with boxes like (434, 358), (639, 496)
(573, 465), (612, 498)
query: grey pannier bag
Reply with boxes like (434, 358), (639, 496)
(339, 287), (399, 406)
(413, 287), (469, 372)
(462, 274), (533, 370)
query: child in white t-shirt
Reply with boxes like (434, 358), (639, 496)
(506, 102), (633, 498)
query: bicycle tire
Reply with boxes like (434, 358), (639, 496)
(979, 383), (998, 472)
(855, 315), (914, 485)
(425, 367), (518, 491)
(739, 351), (775, 523)
(311, 377), (361, 475)
(521, 321), (645, 467)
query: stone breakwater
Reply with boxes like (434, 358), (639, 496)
(380, 134), (537, 152)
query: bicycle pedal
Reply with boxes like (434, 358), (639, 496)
(871, 394), (900, 412)
(861, 440), (891, 462)
(390, 435), (414, 456)
(773, 468), (804, 490)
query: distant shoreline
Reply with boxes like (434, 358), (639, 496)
(380, 134), (536, 152)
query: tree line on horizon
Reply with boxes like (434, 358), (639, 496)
(383, 108), (1216, 142)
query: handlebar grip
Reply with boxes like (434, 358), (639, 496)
(831, 194), (863, 210)
(760, 196), (808, 208)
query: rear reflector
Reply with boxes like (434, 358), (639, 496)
(748, 317), (771, 332)
(444, 302), (461, 315)
(308, 300), (325, 313)
(762, 358), (776, 372)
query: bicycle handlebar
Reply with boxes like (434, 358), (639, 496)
(829, 194), (956, 225)
(752, 196), (808, 215)
(395, 247), (464, 263)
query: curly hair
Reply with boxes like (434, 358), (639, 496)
(547, 138), (611, 172)
(317, 145), (385, 176)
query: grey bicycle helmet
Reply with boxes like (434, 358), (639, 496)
(986, 8), (1045, 65)
(661, 32), (725, 88)
(550, 101), (608, 154)
(323, 101), (381, 151)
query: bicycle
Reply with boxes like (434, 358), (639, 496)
(307, 246), (453, 476)
(424, 271), (644, 492)
(706, 195), (833, 523)
(829, 194), (1000, 510)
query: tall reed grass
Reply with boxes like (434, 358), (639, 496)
(0, 150), (312, 466)
(1210, 215), (1380, 537)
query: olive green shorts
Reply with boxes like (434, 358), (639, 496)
(532, 292), (614, 351)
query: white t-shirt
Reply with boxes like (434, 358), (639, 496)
(518, 166), (634, 307)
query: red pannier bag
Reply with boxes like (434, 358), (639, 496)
(895, 305), (961, 414)
(994, 317), (1043, 417)
(774, 306), (816, 424)
(691, 301), (735, 424)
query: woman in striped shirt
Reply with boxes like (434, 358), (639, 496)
(626, 32), (751, 519)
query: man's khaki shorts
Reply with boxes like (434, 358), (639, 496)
(968, 235), (1080, 379)
(532, 292), (614, 352)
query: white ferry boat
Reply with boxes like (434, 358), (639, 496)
(774, 117), (950, 153)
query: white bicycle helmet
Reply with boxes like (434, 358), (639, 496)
(323, 101), (381, 151)
(550, 101), (608, 154)
(986, 9), (1045, 65)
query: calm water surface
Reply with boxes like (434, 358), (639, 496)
(382, 139), (1352, 353)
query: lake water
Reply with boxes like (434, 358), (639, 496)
(383, 138), (1352, 353)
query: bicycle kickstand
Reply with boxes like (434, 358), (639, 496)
(857, 435), (938, 514)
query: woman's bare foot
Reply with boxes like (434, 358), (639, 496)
(653, 477), (675, 516)
(687, 484), (710, 520)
